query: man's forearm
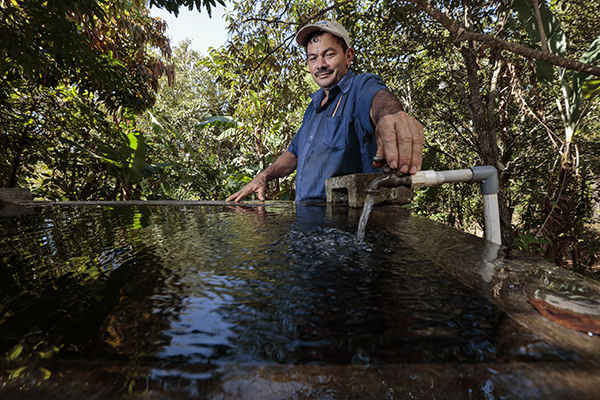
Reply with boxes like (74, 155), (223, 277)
(226, 151), (298, 202)
(370, 89), (404, 125)
(257, 151), (298, 182)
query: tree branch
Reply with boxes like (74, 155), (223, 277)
(241, 17), (295, 25)
(296, 0), (353, 31)
(408, 0), (600, 78)
(248, 0), (353, 76)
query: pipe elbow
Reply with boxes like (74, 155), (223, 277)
(469, 166), (499, 194)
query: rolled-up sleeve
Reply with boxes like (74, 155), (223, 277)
(288, 134), (298, 157)
(354, 74), (387, 135)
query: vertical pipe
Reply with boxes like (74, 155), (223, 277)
(470, 166), (501, 245)
(483, 193), (501, 245)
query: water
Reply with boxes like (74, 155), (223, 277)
(0, 204), (499, 366)
(356, 193), (375, 241)
(1, 203), (593, 399)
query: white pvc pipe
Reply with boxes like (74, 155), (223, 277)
(437, 169), (475, 184)
(407, 168), (502, 245)
(483, 193), (502, 245)
(410, 169), (474, 188)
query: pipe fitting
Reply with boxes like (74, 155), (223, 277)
(469, 166), (499, 194)
(410, 170), (439, 188)
(366, 173), (411, 194)
(366, 156), (411, 194)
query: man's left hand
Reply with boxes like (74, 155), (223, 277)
(373, 110), (423, 174)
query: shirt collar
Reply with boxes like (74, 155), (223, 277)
(309, 70), (355, 110)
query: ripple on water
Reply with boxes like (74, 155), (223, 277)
(0, 204), (502, 368)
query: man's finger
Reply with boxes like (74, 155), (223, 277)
(409, 128), (424, 174)
(375, 119), (399, 170)
(397, 123), (415, 174)
(404, 116), (424, 174)
(227, 187), (250, 203)
(226, 191), (240, 202)
(256, 185), (265, 202)
(237, 187), (253, 203)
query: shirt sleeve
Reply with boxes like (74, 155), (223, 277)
(354, 73), (388, 135)
(288, 133), (299, 157)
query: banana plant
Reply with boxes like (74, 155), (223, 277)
(96, 131), (146, 200)
(511, 0), (600, 256)
(512, 0), (600, 161)
(64, 130), (160, 200)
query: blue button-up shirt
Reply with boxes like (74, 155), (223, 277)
(288, 70), (388, 201)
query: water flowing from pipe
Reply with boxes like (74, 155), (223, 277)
(356, 193), (375, 241)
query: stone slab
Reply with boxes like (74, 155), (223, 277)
(0, 188), (32, 203)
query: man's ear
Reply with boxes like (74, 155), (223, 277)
(345, 48), (355, 66)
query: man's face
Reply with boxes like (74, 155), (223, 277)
(306, 33), (354, 92)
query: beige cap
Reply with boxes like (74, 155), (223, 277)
(295, 20), (351, 48)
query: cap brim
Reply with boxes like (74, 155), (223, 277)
(295, 25), (322, 46)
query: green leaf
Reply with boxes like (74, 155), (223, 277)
(8, 366), (28, 380)
(219, 172), (253, 183)
(581, 79), (600, 98)
(60, 137), (107, 162)
(39, 367), (51, 380)
(217, 127), (237, 140)
(7, 344), (24, 362)
(197, 115), (239, 129)
(148, 111), (175, 156)
(513, 0), (566, 56)
(535, 60), (555, 83)
(573, 36), (600, 97)
(512, 0), (567, 82)
(421, 147), (438, 170)
(97, 144), (125, 166)
(126, 132), (146, 185)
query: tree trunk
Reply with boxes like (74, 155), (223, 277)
(537, 157), (578, 264)
(7, 131), (27, 188)
(8, 151), (21, 188)
(459, 43), (513, 245)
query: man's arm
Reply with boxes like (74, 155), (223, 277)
(226, 151), (298, 203)
(369, 89), (424, 175)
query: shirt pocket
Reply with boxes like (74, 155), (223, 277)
(320, 115), (350, 152)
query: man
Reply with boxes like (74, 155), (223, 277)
(226, 20), (423, 203)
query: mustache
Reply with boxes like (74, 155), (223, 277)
(315, 69), (334, 77)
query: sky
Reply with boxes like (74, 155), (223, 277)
(150, 5), (230, 54)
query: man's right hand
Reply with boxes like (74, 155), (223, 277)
(373, 110), (423, 174)
(225, 151), (298, 203)
(226, 175), (268, 203)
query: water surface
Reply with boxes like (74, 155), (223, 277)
(0, 204), (502, 368)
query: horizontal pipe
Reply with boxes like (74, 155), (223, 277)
(410, 169), (473, 188)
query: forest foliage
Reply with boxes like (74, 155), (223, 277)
(1, 0), (600, 270)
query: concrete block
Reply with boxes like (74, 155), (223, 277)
(0, 188), (32, 203)
(325, 173), (412, 208)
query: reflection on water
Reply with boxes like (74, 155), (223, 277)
(0, 205), (172, 362)
(0, 204), (502, 368)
